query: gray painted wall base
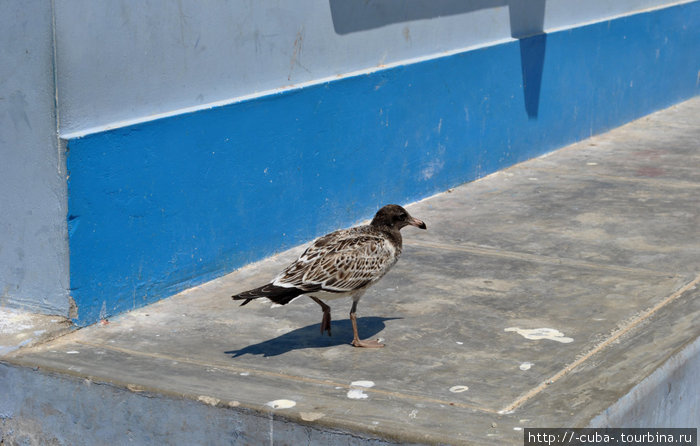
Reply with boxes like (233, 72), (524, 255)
(2, 346), (697, 445)
(0, 364), (411, 446)
(589, 336), (700, 428)
(1, 337), (698, 445)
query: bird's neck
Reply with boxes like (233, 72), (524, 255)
(375, 225), (402, 248)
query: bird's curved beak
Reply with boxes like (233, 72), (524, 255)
(408, 216), (427, 230)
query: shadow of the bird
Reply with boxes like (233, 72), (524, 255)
(225, 316), (401, 358)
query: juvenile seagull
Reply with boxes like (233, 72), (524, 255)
(232, 204), (426, 348)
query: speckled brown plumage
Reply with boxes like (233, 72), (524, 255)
(232, 204), (426, 348)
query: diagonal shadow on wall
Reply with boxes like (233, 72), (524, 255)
(329, 0), (546, 118)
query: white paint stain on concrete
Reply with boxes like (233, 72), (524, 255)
(266, 399), (296, 409)
(505, 327), (574, 343)
(449, 385), (469, 393)
(347, 389), (369, 399)
(300, 412), (325, 421)
(347, 380), (375, 400)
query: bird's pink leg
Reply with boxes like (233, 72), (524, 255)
(309, 296), (331, 336)
(349, 300), (384, 348)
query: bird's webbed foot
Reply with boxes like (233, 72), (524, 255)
(351, 338), (384, 348)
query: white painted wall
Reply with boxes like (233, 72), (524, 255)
(0, 0), (70, 315)
(55, 0), (682, 136)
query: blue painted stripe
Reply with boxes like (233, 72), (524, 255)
(67, 2), (700, 325)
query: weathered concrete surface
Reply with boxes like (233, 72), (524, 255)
(0, 309), (72, 356)
(2, 97), (699, 444)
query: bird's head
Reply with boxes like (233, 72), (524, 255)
(370, 204), (427, 231)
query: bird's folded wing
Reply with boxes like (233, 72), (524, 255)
(272, 230), (398, 293)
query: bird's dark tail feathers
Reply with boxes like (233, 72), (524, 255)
(232, 283), (306, 306)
